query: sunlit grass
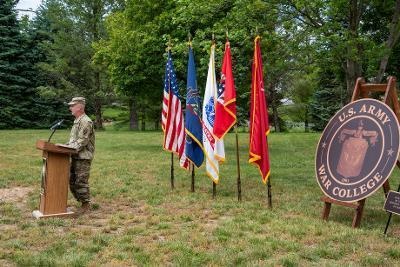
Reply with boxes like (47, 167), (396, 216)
(0, 129), (400, 265)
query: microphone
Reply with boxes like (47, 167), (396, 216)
(50, 119), (64, 130)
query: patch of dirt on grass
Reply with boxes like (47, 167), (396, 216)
(0, 186), (33, 205)
(205, 219), (218, 230)
(390, 227), (400, 237)
(159, 202), (231, 232)
(0, 224), (18, 232)
(0, 259), (14, 267)
(72, 200), (150, 233)
(204, 213), (232, 231)
(303, 239), (318, 248)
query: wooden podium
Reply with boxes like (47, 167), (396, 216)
(33, 140), (77, 219)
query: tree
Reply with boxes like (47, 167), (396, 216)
(282, 0), (400, 100)
(0, 0), (49, 128)
(375, 0), (400, 82)
(310, 68), (346, 131)
(94, 1), (166, 130)
(96, 0), (293, 131)
(287, 73), (318, 132)
(33, 0), (122, 130)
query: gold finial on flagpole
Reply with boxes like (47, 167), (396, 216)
(255, 26), (260, 38)
(188, 32), (192, 47)
(167, 36), (172, 52)
(255, 27), (261, 42)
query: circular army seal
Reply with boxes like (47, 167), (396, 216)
(315, 98), (400, 202)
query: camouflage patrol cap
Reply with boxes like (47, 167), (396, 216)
(68, 97), (86, 106)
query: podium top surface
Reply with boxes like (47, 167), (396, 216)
(36, 140), (78, 155)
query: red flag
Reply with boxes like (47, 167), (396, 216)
(249, 36), (270, 183)
(214, 41), (236, 139)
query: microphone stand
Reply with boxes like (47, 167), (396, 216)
(48, 129), (57, 142)
(48, 119), (64, 142)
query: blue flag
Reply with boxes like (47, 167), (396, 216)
(185, 45), (204, 167)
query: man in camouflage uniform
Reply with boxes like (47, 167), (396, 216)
(66, 97), (95, 213)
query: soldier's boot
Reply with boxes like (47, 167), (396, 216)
(78, 202), (90, 214)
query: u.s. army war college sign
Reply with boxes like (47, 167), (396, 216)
(315, 98), (400, 202)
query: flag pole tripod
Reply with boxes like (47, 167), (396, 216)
(191, 163), (195, 192)
(235, 125), (242, 201)
(170, 153), (174, 190)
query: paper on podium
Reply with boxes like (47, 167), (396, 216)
(55, 143), (75, 150)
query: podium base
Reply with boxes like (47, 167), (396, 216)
(32, 207), (74, 219)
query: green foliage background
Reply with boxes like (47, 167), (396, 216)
(1, 0), (400, 131)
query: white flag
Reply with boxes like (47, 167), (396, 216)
(202, 44), (225, 183)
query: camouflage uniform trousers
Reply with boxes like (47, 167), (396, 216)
(70, 159), (92, 203)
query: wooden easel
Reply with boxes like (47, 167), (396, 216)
(321, 76), (400, 228)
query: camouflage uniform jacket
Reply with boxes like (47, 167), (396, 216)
(68, 114), (95, 160)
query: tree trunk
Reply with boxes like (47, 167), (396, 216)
(304, 106), (309, 132)
(345, 59), (362, 100)
(141, 115), (146, 131)
(269, 85), (281, 132)
(90, 1), (103, 130)
(345, 0), (364, 100)
(375, 0), (400, 83)
(155, 119), (159, 131)
(94, 97), (103, 130)
(93, 71), (104, 130)
(129, 97), (138, 130)
(272, 104), (280, 132)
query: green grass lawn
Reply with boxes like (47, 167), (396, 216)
(1, 130), (400, 266)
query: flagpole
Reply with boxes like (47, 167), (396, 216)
(267, 179), (272, 208)
(191, 163), (195, 192)
(188, 33), (195, 193)
(212, 182), (216, 198)
(224, 30), (242, 201)
(212, 33), (217, 199)
(171, 153), (174, 190)
(166, 38), (175, 191)
(235, 125), (242, 201)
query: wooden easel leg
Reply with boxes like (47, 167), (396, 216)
(352, 199), (365, 228)
(322, 201), (331, 221)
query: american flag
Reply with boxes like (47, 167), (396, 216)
(162, 51), (189, 169)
